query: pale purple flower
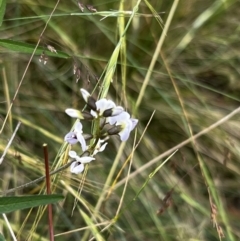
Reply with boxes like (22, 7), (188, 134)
(69, 151), (95, 174)
(64, 121), (87, 151)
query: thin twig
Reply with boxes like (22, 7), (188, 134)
(1, 160), (73, 195)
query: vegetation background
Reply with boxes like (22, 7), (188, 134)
(1, 0), (240, 240)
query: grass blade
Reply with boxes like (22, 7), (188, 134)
(0, 39), (70, 58)
(0, 0), (6, 26)
(0, 194), (64, 214)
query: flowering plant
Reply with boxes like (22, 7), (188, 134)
(64, 88), (138, 174)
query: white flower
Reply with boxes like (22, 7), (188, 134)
(64, 121), (87, 151)
(69, 151), (95, 174)
(107, 111), (138, 141)
(118, 118), (138, 141)
(90, 98), (116, 118)
(92, 139), (108, 156)
(107, 111), (130, 125)
(70, 161), (85, 174)
(80, 88), (124, 118)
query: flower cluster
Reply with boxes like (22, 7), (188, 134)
(64, 88), (138, 174)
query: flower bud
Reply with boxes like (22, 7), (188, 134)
(82, 111), (94, 120)
(102, 109), (112, 117)
(80, 88), (96, 110)
(78, 2), (84, 12)
(103, 106), (124, 117)
(86, 5), (97, 12)
(47, 45), (57, 53)
(99, 118), (106, 129)
(107, 126), (122, 136)
(83, 133), (93, 141)
(87, 96), (97, 110)
(65, 108), (84, 119)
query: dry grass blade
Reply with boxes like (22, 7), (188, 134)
(0, 121), (21, 165)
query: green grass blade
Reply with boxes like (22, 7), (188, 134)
(0, 39), (70, 58)
(144, 0), (164, 28)
(80, 209), (105, 241)
(0, 0), (7, 26)
(0, 194), (64, 213)
(118, 0), (127, 102)
(100, 0), (142, 99)
(0, 233), (6, 241)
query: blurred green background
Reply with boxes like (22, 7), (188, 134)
(1, 0), (240, 240)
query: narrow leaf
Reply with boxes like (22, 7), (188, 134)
(0, 194), (64, 213)
(80, 209), (105, 241)
(0, 0), (7, 26)
(0, 39), (70, 59)
(0, 233), (6, 241)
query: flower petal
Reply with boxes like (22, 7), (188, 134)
(92, 139), (108, 156)
(119, 130), (130, 141)
(64, 132), (78, 144)
(69, 150), (77, 158)
(118, 111), (131, 121)
(79, 156), (95, 163)
(107, 111), (130, 125)
(65, 108), (83, 119)
(90, 110), (98, 118)
(118, 119), (132, 141)
(77, 132), (87, 151)
(130, 119), (138, 131)
(80, 88), (91, 103)
(74, 121), (83, 133)
(99, 142), (108, 152)
(96, 99), (116, 115)
(111, 106), (124, 116)
(70, 161), (84, 174)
